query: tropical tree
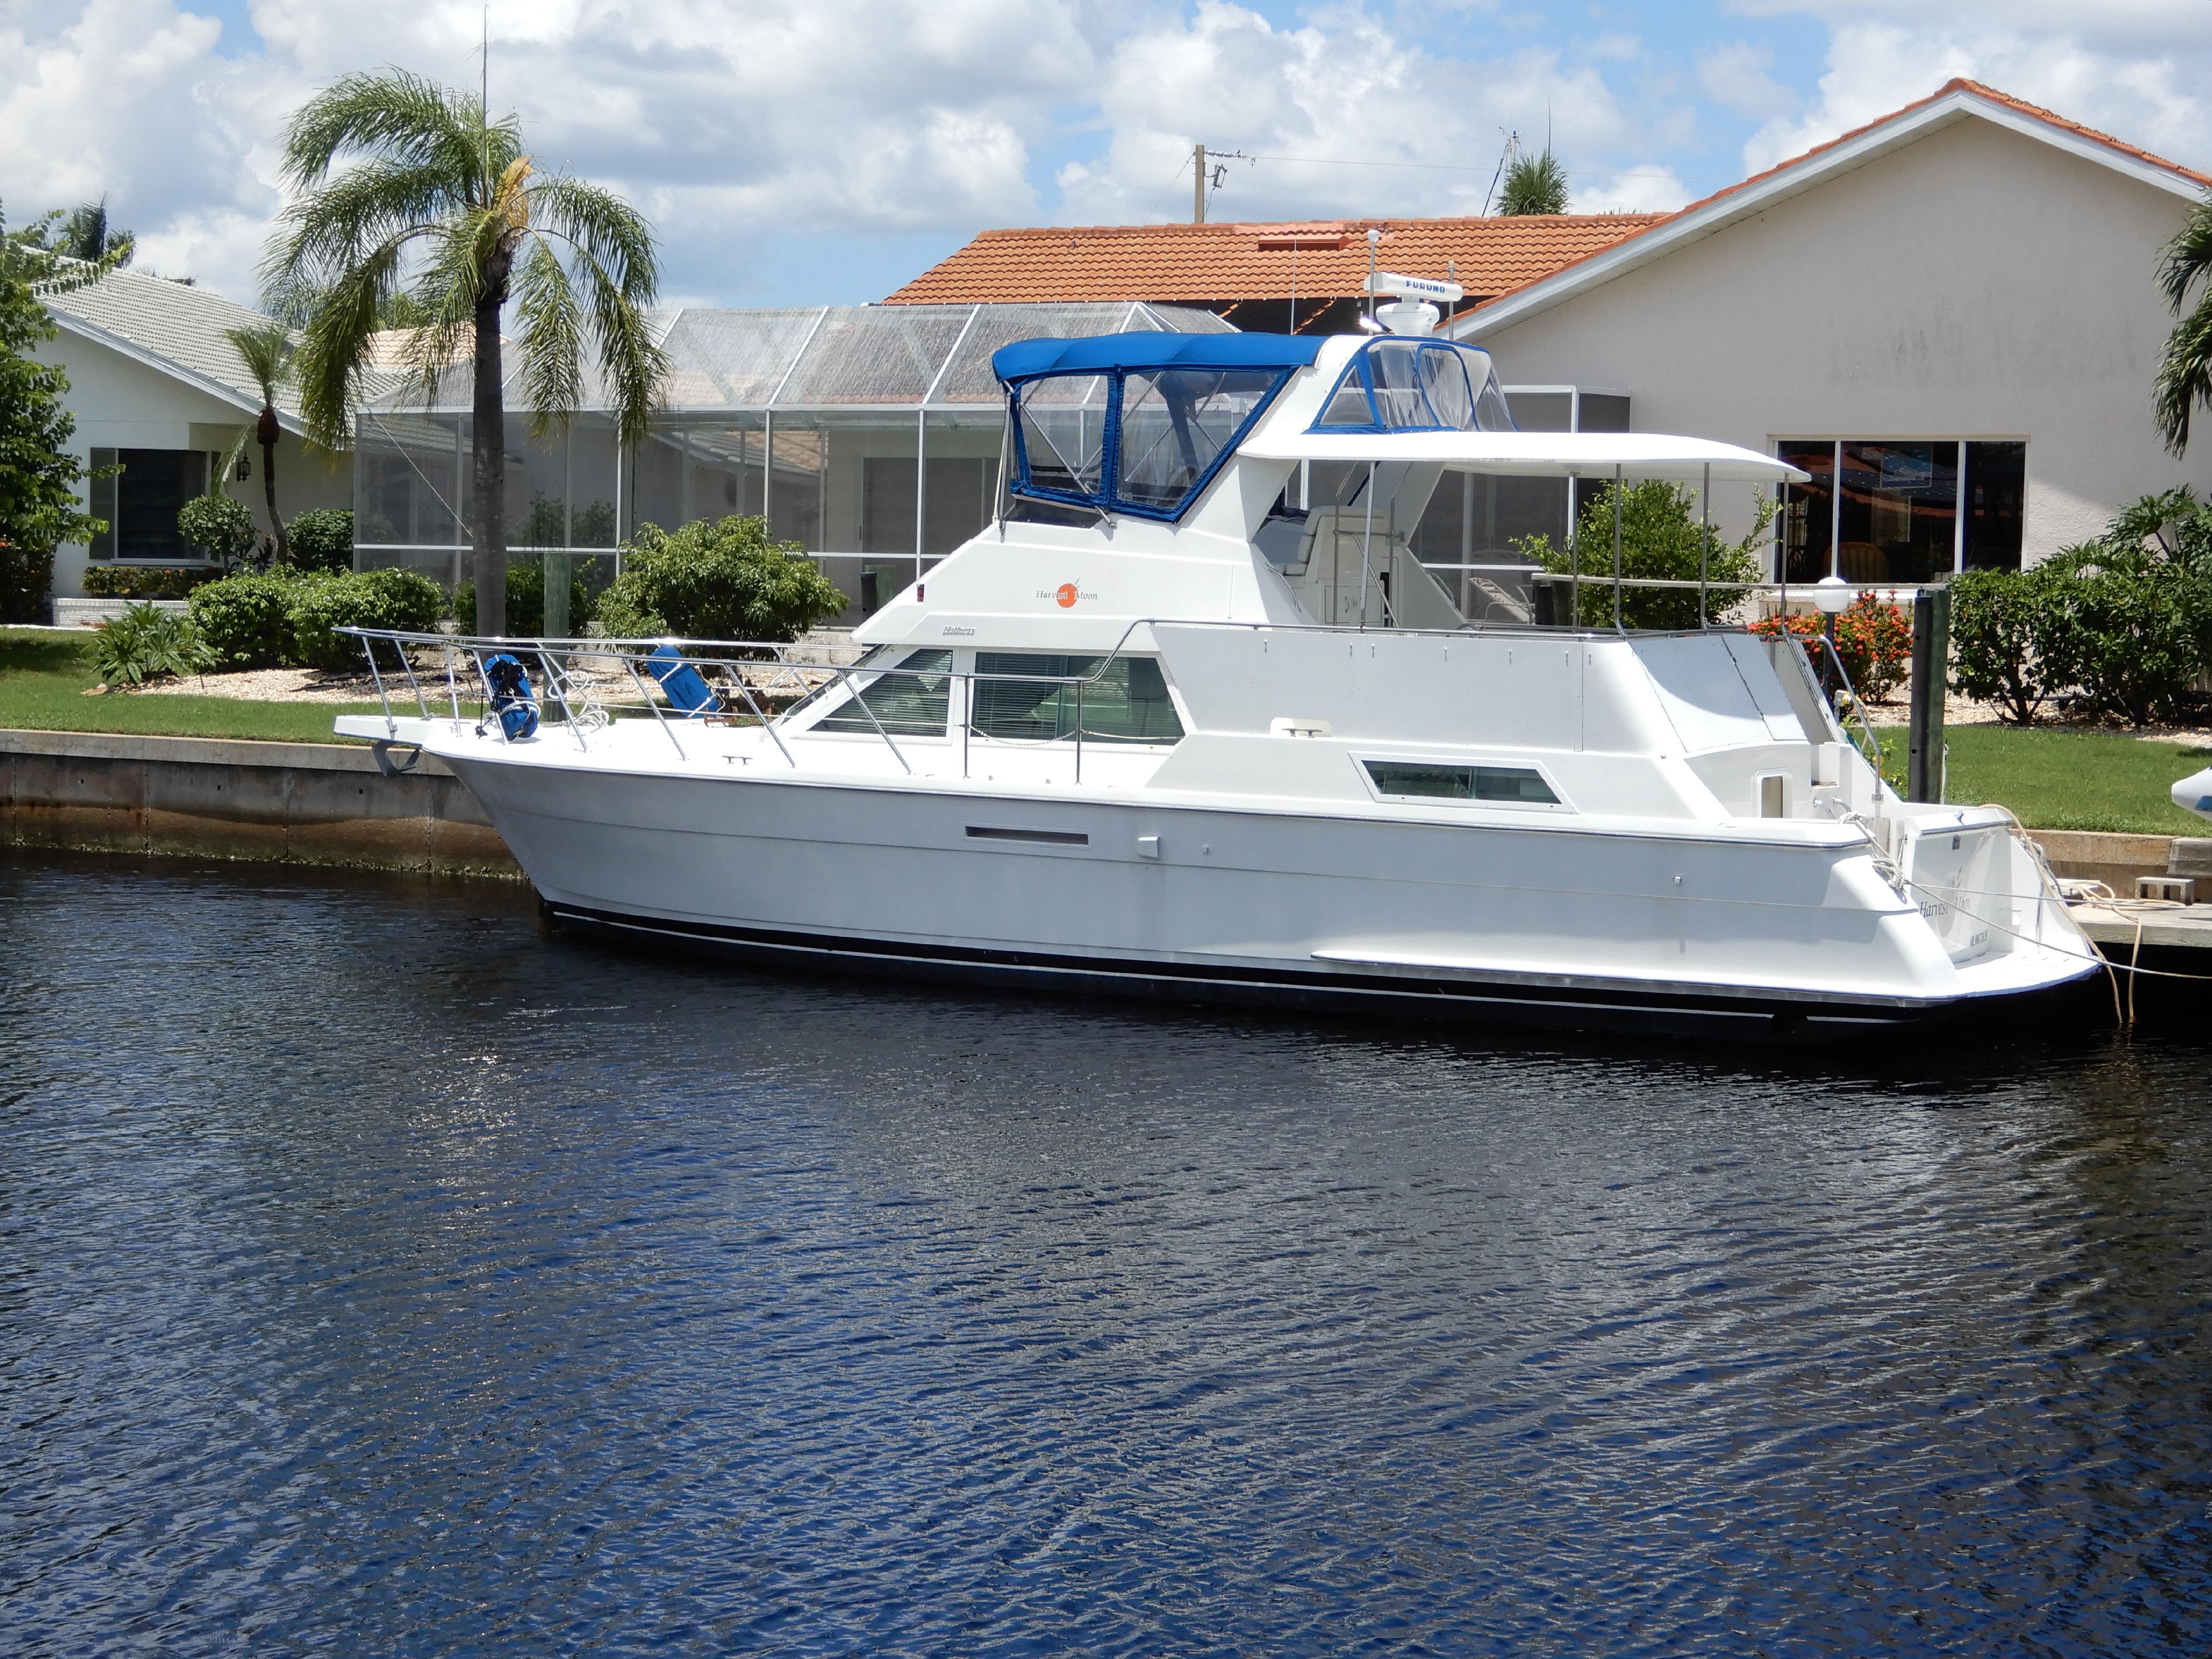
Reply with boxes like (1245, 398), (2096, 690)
(224, 319), (294, 564)
(261, 69), (666, 634)
(2155, 193), (2212, 456)
(1497, 148), (1569, 216)
(0, 238), (108, 620)
(7, 197), (134, 268)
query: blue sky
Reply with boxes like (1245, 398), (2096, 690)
(4, 0), (2209, 310)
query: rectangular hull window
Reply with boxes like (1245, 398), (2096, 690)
(1364, 761), (1560, 805)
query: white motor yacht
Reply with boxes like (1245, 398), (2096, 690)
(338, 318), (2099, 1039)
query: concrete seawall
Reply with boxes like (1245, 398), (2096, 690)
(0, 729), (522, 878)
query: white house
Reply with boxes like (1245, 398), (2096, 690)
(33, 270), (350, 601)
(1443, 80), (2212, 583)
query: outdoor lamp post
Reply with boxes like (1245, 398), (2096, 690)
(1811, 575), (1851, 704)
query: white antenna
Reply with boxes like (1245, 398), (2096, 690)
(481, 4), (489, 117)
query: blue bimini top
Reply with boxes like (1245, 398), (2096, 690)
(991, 331), (1325, 385)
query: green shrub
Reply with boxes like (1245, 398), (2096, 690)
(0, 539), (56, 622)
(1948, 567), (2071, 726)
(1513, 481), (1772, 629)
(177, 494), (261, 569)
(287, 568), (444, 672)
(450, 557), (593, 637)
(2040, 548), (2212, 727)
(92, 601), (217, 685)
(189, 571), (304, 669)
(594, 515), (846, 643)
(81, 564), (216, 599)
(286, 508), (353, 574)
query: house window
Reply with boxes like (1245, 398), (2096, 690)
(88, 448), (214, 562)
(1778, 439), (2026, 583)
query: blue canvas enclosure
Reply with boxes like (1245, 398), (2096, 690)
(648, 646), (720, 717)
(995, 334), (1327, 525)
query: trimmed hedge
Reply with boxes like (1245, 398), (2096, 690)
(81, 564), (218, 599)
(287, 508), (353, 574)
(288, 569), (445, 672)
(189, 572), (301, 668)
(187, 566), (444, 672)
(451, 557), (594, 637)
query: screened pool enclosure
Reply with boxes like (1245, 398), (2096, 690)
(352, 300), (1625, 627)
(352, 302), (1230, 622)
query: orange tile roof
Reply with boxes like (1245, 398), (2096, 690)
(1467, 79), (2212, 317)
(882, 214), (1666, 308)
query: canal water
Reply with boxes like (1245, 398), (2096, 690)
(4, 852), (2210, 1656)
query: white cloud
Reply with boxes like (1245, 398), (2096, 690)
(1053, 1), (1641, 225)
(1736, 7), (2212, 177)
(1568, 165), (1690, 215)
(1696, 40), (1790, 122)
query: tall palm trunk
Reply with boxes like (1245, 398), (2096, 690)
(471, 263), (510, 635)
(255, 404), (288, 564)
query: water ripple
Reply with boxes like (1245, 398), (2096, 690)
(2, 852), (2211, 1655)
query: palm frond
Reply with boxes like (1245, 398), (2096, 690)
(222, 319), (293, 404)
(2159, 195), (2212, 312)
(511, 237), (585, 438)
(280, 69), (508, 196)
(529, 175), (661, 302)
(260, 156), (472, 295)
(289, 229), (431, 447)
(2154, 291), (2212, 456)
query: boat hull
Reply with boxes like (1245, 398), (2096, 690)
(432, 743), (2099, 1044)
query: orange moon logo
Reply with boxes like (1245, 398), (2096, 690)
(1055, 583), (1079, 608)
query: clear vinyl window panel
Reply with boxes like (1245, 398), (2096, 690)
(814, 649), (952, 736)
(1309, 341), (1516, 434)
(971, 654), (1184, 746)
(1013, 378), (1107, 500)
(1112, 370), (1282, 514)
(1363, 760), (1560, 805)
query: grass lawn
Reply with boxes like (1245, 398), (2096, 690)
(0, 628), (379, 745)
(1878, 722), (2212, 837)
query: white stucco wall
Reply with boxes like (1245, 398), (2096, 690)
(30, 330), (351, 600)
(1459, 114), (2212, 565)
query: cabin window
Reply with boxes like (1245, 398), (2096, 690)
(1363, 760), (1560, 805)
(1309, 341), (1516, 435)
(971, 654), (1184, 745)
(814, 649), (952, 736)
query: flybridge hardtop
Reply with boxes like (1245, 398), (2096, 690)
(336, 324), (2094, 1040)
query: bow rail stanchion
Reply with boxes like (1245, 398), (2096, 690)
(1698, 461), (1711, 630)
(1611, 462), (1624, 633)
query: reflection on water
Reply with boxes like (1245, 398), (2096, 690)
(3, 852), (2210, 1655)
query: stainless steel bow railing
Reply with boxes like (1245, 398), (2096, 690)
(335, 627), (1148, 783)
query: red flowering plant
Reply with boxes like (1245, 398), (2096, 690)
(1751, 596), (1913, 701)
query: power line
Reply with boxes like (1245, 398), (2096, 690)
(1241, 152), (1498, 174)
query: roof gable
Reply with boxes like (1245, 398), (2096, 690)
(41, 270), (307, 432)
(1451, 79), (2212, 340)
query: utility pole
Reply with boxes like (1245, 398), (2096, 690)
(1193, 143), (1207, 224)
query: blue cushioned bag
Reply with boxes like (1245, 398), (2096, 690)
(647, 645), (719, 717)
(483, 653), (540, 741)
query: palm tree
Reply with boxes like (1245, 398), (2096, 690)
(261, 70), (666, 633)
(2155, 194), (2212, 456)
(224, 319), (294, 564)
(1497, 148), (1569, 216)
